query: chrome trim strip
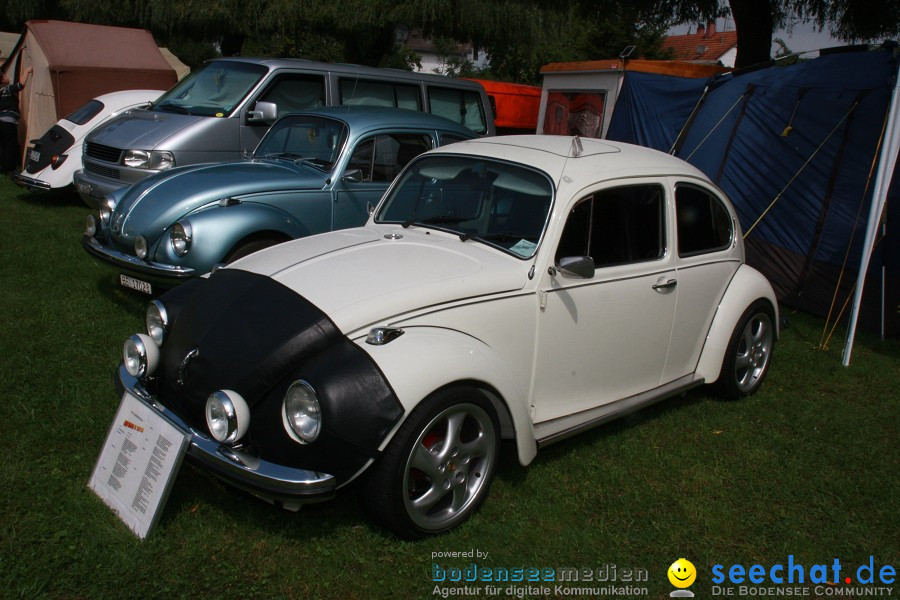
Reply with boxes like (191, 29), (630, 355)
(82, 235), (196, 280)
(115, 365), (336, 503)
(533, 374), (705, 447)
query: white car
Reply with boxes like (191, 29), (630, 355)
(113, 135), (777, 538)
(15, 89), (162, 192)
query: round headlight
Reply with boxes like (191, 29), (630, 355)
(146, 300), (168, 346)
(123, 333), (159, 379)
(134, 235), (148, 259)
(171, 221), (192, 256)
(283, 380), (321, 444)
(205, 390), (250, 444)
(84, 214), (97, 237)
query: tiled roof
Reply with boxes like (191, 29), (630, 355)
(663, 23), (737, 63)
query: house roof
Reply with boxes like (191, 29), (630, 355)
(663, 22), (737, 64)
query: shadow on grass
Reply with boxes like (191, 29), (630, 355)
(6, 182), (85, 209)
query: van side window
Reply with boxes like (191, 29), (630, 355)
(340, 79), (421, 111)
(675, 184), (734, 256)
(428, 87), (487, 134)
(556, 185), (666, 267)
(256, 74), (326, 114)
(347, 134), (433, 183)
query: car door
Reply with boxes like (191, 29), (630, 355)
(240, 72), (328, 154)
(332, 132), (434, 230)
(662, 180), (741, 381)
(531, 181), (678, 423)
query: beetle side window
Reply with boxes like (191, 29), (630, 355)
(675, 184), (734, 257)
(346, 134), (433, 183)
(256, 74), (326, 115)
(556, 185), (665, 267)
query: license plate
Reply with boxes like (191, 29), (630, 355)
(120, 274), (153, 295)
(29, 149), (40, 162)
(76, 182), (93, 196)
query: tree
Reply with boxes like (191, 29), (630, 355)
(685, 0), (900, 69)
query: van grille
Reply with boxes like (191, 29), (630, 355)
(85, 162), (121, 180)
(85, 142), (122, 163)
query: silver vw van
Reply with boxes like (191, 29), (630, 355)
(73, 57), (494, 207)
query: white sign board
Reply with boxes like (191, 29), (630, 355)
(89, 392), (190, 539)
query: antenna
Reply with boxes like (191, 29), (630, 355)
(570, 135), (583, 157)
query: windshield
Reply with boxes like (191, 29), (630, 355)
(253, 115), (348, 171)
(376, 156), (553, 259)
(151, 61), (267, 117)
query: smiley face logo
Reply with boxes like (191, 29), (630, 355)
(668, 558), (697, 588)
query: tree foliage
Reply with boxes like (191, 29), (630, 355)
(2, 0), (897, 80)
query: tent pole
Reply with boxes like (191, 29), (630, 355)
(842, 64), (900, 365)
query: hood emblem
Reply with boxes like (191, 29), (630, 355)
(176, 347), (200, 387)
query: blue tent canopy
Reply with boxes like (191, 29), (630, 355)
(608, 46), (899, 335)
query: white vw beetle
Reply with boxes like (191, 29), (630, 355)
(15, 89), (161, 193)
(114, 135), (777, 538)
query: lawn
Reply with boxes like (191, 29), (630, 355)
(0, 177), (896, 599)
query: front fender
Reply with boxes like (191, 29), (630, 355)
(695, 264), (779, 384)
(359, 327), (538, 466)
(151, 200), (316, 273)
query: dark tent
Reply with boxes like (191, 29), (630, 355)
(608, 46), (900, 339)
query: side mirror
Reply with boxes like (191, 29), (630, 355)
(557, 256), (595, 279)
(247, 101), (278, 124)
(341, 168), (364, 184)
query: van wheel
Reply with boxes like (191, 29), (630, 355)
(362, 387), (499, 539)
(717, 300), (775, 399)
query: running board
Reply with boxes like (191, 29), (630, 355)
(534, 374), (705, 447)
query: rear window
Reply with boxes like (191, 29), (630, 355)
(428, 87), (487, 134)
(64, 100), (104, 126)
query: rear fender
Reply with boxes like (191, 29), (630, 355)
(358, 327), (538, 466)
(695, 264), (779, 383)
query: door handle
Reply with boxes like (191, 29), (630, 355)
(652, 278), (677, 290)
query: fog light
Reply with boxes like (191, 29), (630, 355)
(283, 380), (321, 444)
(123, 333), (159, 379)
(205, 390), (250, 444)
(135, 235), (148, 259)
(146, 300), (168, 346)
(85, 215), (97, 237)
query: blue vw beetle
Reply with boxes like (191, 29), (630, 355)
(82, 106), (476, 294)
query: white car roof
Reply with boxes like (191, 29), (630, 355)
(435, 135), (711, 185)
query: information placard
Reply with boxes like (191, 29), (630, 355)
(89, 392), (190, 539)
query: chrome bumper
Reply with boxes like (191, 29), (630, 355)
(11, 173), (52, 192)
(82, 234), (196, 284)
(115, 365), (336, 505)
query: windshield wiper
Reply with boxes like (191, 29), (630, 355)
(459, 231), (538, 243)
(402, 215), (469, 228)
(154, 101), (190, 115)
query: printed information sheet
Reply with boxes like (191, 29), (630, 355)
(89, 392), (190, 539)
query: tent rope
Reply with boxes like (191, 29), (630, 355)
(818, 108), (891, 350)
(683, 91), (749, 161)
(743, 100), (860, 239)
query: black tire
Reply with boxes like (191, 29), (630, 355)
(224, 238), (281, 263)
(717, 300), (776, 400)
(362, 387), (500, 539)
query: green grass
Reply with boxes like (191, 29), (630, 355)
(0, 177), (897, 599)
